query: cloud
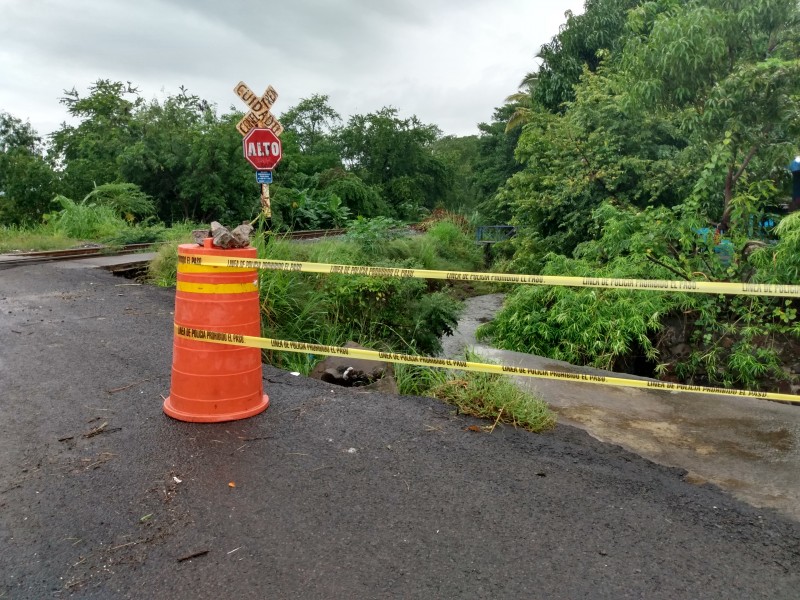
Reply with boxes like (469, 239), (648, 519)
(0, 0), (584, 138)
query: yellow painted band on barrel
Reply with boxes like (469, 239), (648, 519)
(177, 281), (258, 294)
(177, 263), (249, 274)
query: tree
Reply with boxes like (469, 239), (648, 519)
(473, 103), (526, 224)
(623, 0), (800, 231)
(338, 107), (450, 218)
(530, 0), (643, 113)
(0, 112), (57, 224)
(431, 135), (481, 213)
(176, 110), (260, 223)
(280, 94), (341, 164)
(481, 0), (800, 390)
(51, 80), (143, 200)
(118, 88), (217, 222)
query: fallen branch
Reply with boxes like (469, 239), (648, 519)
(489, 408), (504, 433)
(177, 549), (209, 562)
(106, 379), (151, 394)
(83, 423), (122, 438)
(645, 252), (690, 281)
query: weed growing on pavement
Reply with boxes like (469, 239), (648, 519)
(148, 242), (181, 287)
(396, 354), (557, 433)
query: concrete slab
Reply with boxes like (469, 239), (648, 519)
(55, 252), (158, 269)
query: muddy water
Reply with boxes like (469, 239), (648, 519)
(442, 294), (800, 520)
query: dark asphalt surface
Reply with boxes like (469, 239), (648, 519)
(1, 263), (799, 599)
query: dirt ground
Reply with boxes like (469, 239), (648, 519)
(1, 262), (799, 599)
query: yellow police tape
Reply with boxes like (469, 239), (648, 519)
(174, 325), (800, 404)
(178, 255), (800, 298)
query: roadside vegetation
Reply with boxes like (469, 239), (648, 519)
(149, 215), (555, 430)
(475, 0), (800, 392)
(149, 216), (481, 371)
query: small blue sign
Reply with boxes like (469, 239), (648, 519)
(256, 170), (273, 184)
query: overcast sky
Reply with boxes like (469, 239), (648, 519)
(0, 0), (584, 139)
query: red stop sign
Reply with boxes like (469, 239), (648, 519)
(243, 128), (282, 170)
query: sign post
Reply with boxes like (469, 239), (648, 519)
(234, 81), (284, 221)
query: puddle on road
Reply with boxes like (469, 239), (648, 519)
(559, 405), (716, 457)
(560, 405), (794, 462)
(677, 416), (796, 454)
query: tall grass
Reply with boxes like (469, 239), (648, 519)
(49, 196), (128, 240)
(0, 209), (202, 255)
(0, 223), (78, 253)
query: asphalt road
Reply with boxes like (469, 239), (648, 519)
(1, 262), (799, 599)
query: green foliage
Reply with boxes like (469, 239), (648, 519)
(0, 112), (58, 224)
(279, 93), (342, 174)
(531, 0), (642, 112)
(487, 197), (800, 389)
(478, 0), (800, 391)
(0, 224), (77, 253)
(622, 0), (800, 229)
(5, 80), (480, 229)
(258, 237), (465, 367)
(51, 80), (143, 201)
(751, 212), (800, 282)
(270, 177), (353, 230)
(505, 68), (691, 267)
(319, 169), (389, 217)
(316, 268), (453, 355)
(147, 241), (182, 287)
(338, 107), (451, 217)
(397, 352), (556, 433)
(431, 135), (481, 212)
(425, 220), (483, 270)
(47, 195), (128, 240)
(473, 104), (525, 225)
(480, 253), (678, 371)
(41, 182), (156, 241)
(344, 216), (403, 253)
(81, 182), (155, 220)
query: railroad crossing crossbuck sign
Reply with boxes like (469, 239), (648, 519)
(234, 81), (284, 137)
(234, 81), (284, 218)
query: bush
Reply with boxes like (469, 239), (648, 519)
(485, 201), (799, 390)
(48, 195), (128, 240)
(479, 254), (677, 371)
(258, 223), (476, 370)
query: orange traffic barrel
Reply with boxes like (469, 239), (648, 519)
(164, 239), (269, 422)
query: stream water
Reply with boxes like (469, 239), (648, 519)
(439, 293), (506, 360)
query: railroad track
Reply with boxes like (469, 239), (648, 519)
(0, 226), (384, 268)
(279, 228), (347, 240)
(0, 242), (160, 268)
